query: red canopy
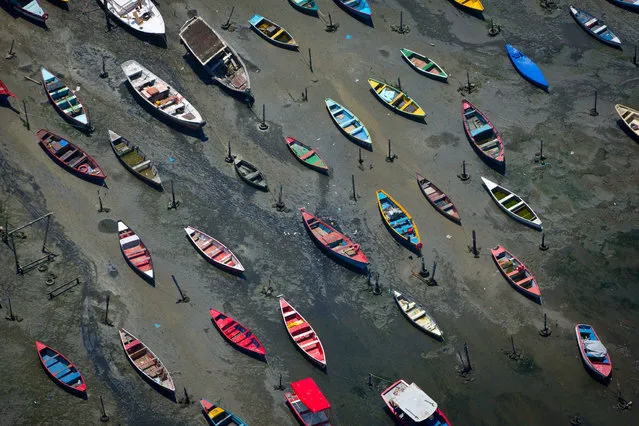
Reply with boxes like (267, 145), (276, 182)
(291, 378), (330, 413)
(0, 80), (16, 98)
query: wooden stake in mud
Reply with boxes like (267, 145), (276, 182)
(350, 174), (357, 201)
(634, 45), (637, 67)
(5, 39), (16, 59)
(464, 342), (472, 371)
(308, 48), (313, 73)
(100, 56), (108, 79)
(590, 90), (599, 117)
(471, 230), (480, 258)
(23, 101), (29, 130)
(358, 147), (364, 169)
(458, 160), (470, 181)
(419, 257), (429, 278)
(397, 77), (401, 91)
(539, 233), (549, 251)
(167, 180), (180, 210)
(428, 261), (437, 285)
(275, 185), (286, 211)
(221, 6), (235, 30)
(467, 72), (472, 94)
(172, 275), (189, 303)
(259, 104), (268, 130)
(100, 396), (109, 422)
(274, 373), (285, 390)
(225, 140), (234, 163)
(373, 273), (382, 295)
(104, 8), (112, 32)
(103, 295), (111, 326)
(386, 139), (397, 162)
(539, 313), (552, 337)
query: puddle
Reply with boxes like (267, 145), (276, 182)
(98, 219), (118, 233)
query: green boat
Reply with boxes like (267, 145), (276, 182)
(400, 48), (448, 82)
(285, 137), (328, 174)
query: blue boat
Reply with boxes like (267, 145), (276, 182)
(569, 6), (621, 48)
(325, 98), (372, 150)
(334, 0), (372, 21)
(200, 399), (247, 426)
(506, 44), (548, 91)
(376, 190), (422, 253)
(289, 0), (318, 15)
(609, 0), (639, 12)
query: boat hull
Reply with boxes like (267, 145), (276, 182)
(376, 190), (422, 253)
(481, 177), (543, 231)
(575, 324), (612, 381)
(248, 15), (298, 49)
(570, 6), (621, 48)
(325, 98), (372, 150)
(462, 99), (505, 168)
(400, 48), (448, 82)
(109, 131), (163, 191)
(118, 221), (154, 285)
(285, 137), (329, 174)
(35, 341), (86, 396)
(209, 308), (266, 361)
(506, 44), (548, 91)
(280, 298), (326, 370)
(184, 226), (245, 274)
(289, 0), (318, 15)
(416, 173), (461, 224)
(334, 0), (372, 21)
(393, 291), (443, 340)
(98, 0), (165, 37)
(491, 245), (541, 303)
(11, 0), (48, 24)
(41, 68), (92, 133)
(368, 78), (425, 119)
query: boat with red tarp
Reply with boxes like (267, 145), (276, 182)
(35, 341), (86, 396)
(209, 308), (266, 361)
(285, 377), (331, 426)
(0, 80), (17, 98)
(280, 298), (326, 369)
(37, 129), (106, 183)
(118, 220), (154, 284)
(381, 379), (451, 425)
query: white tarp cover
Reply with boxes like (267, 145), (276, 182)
(584, 340), (607, 360)
(395, 383), (437, 422)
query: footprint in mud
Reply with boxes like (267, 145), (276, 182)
(98, 219), (118, 234)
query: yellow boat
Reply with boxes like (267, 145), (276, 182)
(376, 190), (422, 252)
(454, 0), (484, 12)
(367, 78), (425, 119)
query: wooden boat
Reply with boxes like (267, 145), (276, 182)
(452, 0), (484, 12)
(569, 6), (621, 48)
(200, 399), (248, 426)
(289, 0), (318, 15)
(41, 68), (92, 133)
(209, 308), (266, 360)
(279, 298), (326, 369)
(609, 0), (639, 11)
(180, 16), (252, 104)
(37, 129), (107, 182)
(575, 324), (612, 380)
(248, 14), (298, 49)
(400, 48), (448, 82)
(506, 44), (548, 91)
(285, 378), (331, 426)
(234, 157), (268, 191)
(184, 226), (245, 274)
(367, 78), (425, 119)
(393, 291), (443, 340)
(35, 341), (86, 395)
(119, 328), (175, 395)
(615, 104), (639, 139)
(300, 207), (369, 271)
(97, 0), (165, 38)
(8, 0), (48, 24)
(118, 220), (154, 284)
(334, 0), (372, 20)
(416, 173), (460, 224)
(285, 137), (328, 174)
(491, 245), (541, 303)
(481, 177), (542, 231)
(325, 98), (372, 150)
(381, 379), (451, 425)
(376, 190), (422, 252)
(462, 99), (505, 167)
(109, 130), (162, 190)
(0, 80), (17, 98)
(121, 60), (205, 130)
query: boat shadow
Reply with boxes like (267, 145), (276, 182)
(0, 97), (20, 114)
(617, 119), (639, 143)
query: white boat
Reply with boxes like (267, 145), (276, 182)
(615, 104), (639, 139)
(393, 291), (443, 340)
(121, 60), (205, 130)
(481, 177), (542, 231)
(381, 379), (451, 425)
(99, 0), (165, 37)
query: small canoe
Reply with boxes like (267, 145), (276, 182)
(462, 99), (505, 166)
(609, 0), (639, 11)
(285, 137), (328, 174)
(381, 379), (451, 426)
(367, 78), (425, 119)
(376, 190), (422, 252)
(8, 0), (48, 24)
(569, 6), (621, 48)
(234, 157), (268, 191)
(41, 68), (92, 133)
(109, 130), (162, 190)
(300, 207), (369, 271)
(121, 60), (205, 130)
(453, 0), (484, 12)
(35, 341), (86, 395)
(0, 80), (17, 98)
(393, 290), (443, 340)
(334, 0), (372, 20)
(119, 328), (175, 395)
(506, 44), (548, 91)
(200, 399), (248, 426)
(285, 378), (331, 426)
(416, 173), (461, 224)
(97, 0), (165, 37)
(209, 308), (266, 360)
(325, 98), (372, 150)
(118, 220), (154, 284)
(248, 14), (298, 49)
(400, 48), (448, 82)
(575, 324), (612, 380)
(615, 104), (639, 139)
(37, 129), (107, 182)
(279, 298), (326, 369)
(288, 0), (318, 15)
(184, 226), (245, 274)
(481, 177), (542, 231)
(491, 245), (541, 302)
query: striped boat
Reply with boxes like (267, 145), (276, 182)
(36, 341), (86, 396)
(481, 177), (542, 231)
(376, 189), (422, 252)
(367, 78), (425, 119)
(118, 220), (154, 284)
(280, 298), (326, 369)
(41, 68), (92, 133)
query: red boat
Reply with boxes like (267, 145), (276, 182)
(491, 245), (541, 303)
(37, 129), (106, 182)
(0, 80), (17, 98)
(299, 207), (368, 271)
(35, 341), (86, 396)
(184, 226), (244, 274)
(209, 308), (266, 361)
(279, 298), (326, 369)
(461, 99), (504, 167)
(285, 377), (331, 426)
(381, 379), (451, 425)
(575, 324), (612, 381)
(416, 173), (461, 224)
(118, 220), (154, 284)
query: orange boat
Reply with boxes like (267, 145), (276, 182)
(491, 245), (541, 303)
(279, 298), (326, 370)
(118, 221), (154, 284)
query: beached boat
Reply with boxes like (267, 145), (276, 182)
(376, 190), (422, 252)
(184, 226), (245, 274)
(40, 68), (92, 132)
(393, 291), (443, 340)
(0, 80), (17, 99)
(109, 130), (162, 190)
(35, 341), (86, 395)
(506, 44), (548, 91)
(367, 78), (425, 119)
(481, 177), (542, 231)
(234, 157), (268, 191)
(200, 399), (248, 426)
(289, 0), (318, 15)
(615, 104), (639, 138)
(119, 328), (175, 395)
(8, 0), (48, 24)
(285, 137), (328, 174)
(491, 245), (541, 302)
(453, 0), (484, 12)
(121, 60), (204, 130)
(209, 308), (266, 360)
(118, 220), (154, 284)
(37, 129), (107, 182)
(381, 379), (451, 425)
(97, 0), (165, 38)
(300, 207), (369, 271)
(416, 173), (460, 224)
(285, 378), (331, 426)
(400, 48), (448, 82)
(179, 16), (252, 103)
(334, 0), (371, 20)
(280, 298), (326, 369)
(462, 99), (505, 167)
(609, 0), (639, 11)
(325, 98), (372, 150)
(569, 6), (621, 48)
(575, 324), (612, 380)
(248, 15), (298, 49)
